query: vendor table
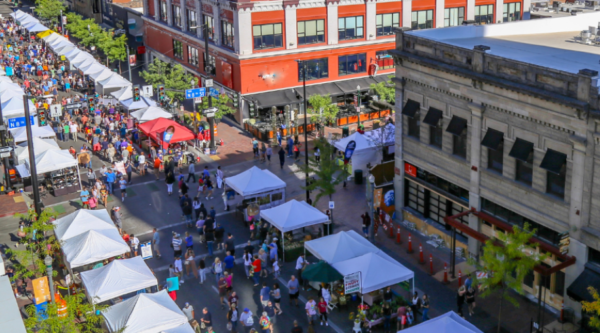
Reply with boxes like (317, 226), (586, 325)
(364, 313), (398, 328)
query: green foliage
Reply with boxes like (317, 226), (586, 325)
(296, 138), (348, 205)
(470, 223), (545, 333)
(5, 208), (59, 281)
(196, 93), (236, 120)
(369, 75), (395, 104)
(34, 0), (65, 24)
(24, 293), (109, 333)
(141, 58), (195, 100)
(100, 33), (128, 63)
(308, 94), (339, 131)
(583, 287), (600, 331)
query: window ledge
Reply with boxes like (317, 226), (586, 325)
(481, 169), (567, 205)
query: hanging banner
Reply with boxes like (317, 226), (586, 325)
(128, 54), (136, 66)
(344, 271), (361, 294)
(140, 241), (153, 260)
(166, 276), (180, 291)
(344, 140), (356, 164)
(32, 276), (51, 304)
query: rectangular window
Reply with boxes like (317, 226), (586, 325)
(204, 15), (214, 41)
(555, 270), (565, 296)
(590, 248), (600, 266)
(430, 124), (443, 148)
(376, 13), (399, 36)
(187, 46), (199, 66)
(408, 114), (420, 139)
(411, 10), (433, 30)
(547, 166), (566, 199)
(298, 58), (328, 81)
(297, 19), (325, 45)
(160, 1), (168, 22)
(453, 129), (467, 158)
(503, 2), (521, 22)
(444, 7), (465, 27)
(186, 9), (197, 33)
(173, 39), (183, 59)
(204, 53), (216, 75)
(253, 23), (283, 50)
(475, 5), (494, 24)
(516, 159), (533, 186)
(376, 50), (394, 70)
(221, 21), (234, 49)
(488, 143), (504, 173)
(338, 53), (366, 76)
(172, 5), (181, 28)
(338, 16), (364, 41)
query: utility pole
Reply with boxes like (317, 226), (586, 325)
(203, 23), (215, 150)
(59, 10), (64, 34)
(126, 47), (132, 82)
(23, 96), (42, 216)
(299, 62), (309, 202)
(0, 102), (11, 192)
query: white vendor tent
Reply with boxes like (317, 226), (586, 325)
(119, 95), (156, 111)
(80, 62), (105, 75)
(68, 51), (93, 63)
(334, 131), (384, 176)
(74, 57), (97, 70)
(10, 124), (56, 143)
(0, 276), (27, 333)
(97, 74), (131, 95)
(80, 256), (158, 304)
(225, 166), (285, 196)
(62, 228), (129, 269)
(131, 106), (173, 122)
(261, 199), (329, 232)
(14, 137), (60, 164)
(24, 21), (48, 32)
(304, 230), (380, 264)
(364, 123), (395, 147)
(162, 323), (196, 333)
(42, 32), (62, 43)
(90, 68), (114, 82)
(26, 149), (77, 174)
(1, 97), (37, 117)
(49, 38), (73, 51)
(398, 311), (483, 333)
(54, 44), (76, 56)
(63, 47), (82, 60)
(111, 86), (133, 101)
(9, 9), (28, 20)
(102, 290), (189, 333)
(332, 252), (414, 294)
(53, 209), (115, 241)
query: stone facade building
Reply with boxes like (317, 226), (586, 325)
(391, 12), (600, 325)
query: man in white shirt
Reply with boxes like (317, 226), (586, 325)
(130, 234), (140, 256)
(70, 122), (78, 141)
(138, 152), (146, 175)
(174, 256), (185, 284)
(182, 302), (195, 322)
(295, 254), (308, 290)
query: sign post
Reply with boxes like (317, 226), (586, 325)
(142, 85), (153, 97)
(185, 88), (206, 99)
(49, 104), (62, 118)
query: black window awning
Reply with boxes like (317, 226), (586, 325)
(540, 149), (567, 175)
(402, 99), (420, 118)
(567, 264), (600, 302)
(446, 116), (467, 136)
(423, 107), (443, 126)
(250, 89), (301, 109)
(481, 128), (504, 150)
(509, 138), (534, 162)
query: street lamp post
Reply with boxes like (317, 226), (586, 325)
(356, 85), (362, 127)
(45, 255), (55, 303)
(368, 174), (375, 242)
(297, 61), (310, 202)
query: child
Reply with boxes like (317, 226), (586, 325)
(88, 196), (97, 210)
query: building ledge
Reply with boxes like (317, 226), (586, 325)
(582, 226), (600, 239)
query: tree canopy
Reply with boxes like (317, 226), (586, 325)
(141, 58), (195, 100)
(308, 94), (339, 132)
(34, 0), (65, 24)
(582, 287), (600, 331)
(369, 75), (395, 104)
(196, 93), (236, 121)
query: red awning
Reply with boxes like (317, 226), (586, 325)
(138, 117), (195, 144)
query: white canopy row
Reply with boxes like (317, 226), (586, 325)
(10, 10), (48, 32)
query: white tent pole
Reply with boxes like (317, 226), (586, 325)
(76, 164), (82, 191)
(282, 230), (285, 262)
(412, 277), (415, 296)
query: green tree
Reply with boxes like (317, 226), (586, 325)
(471, 223), (545, 333)
(369, 75), (395, 104)
(296, 137), (348, 206)
(99, 32), (128, 72)
(308, 94), (339, 136)
(196, 93), (236, 121)
(141, 58), (195, 100)
(34, 0), (65, 24)
(24, 293), (109, 333)
(583, 287), (600, 331)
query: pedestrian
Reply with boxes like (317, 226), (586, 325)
(383, 286), (393, 303)
(193, 197), (202, 221)
(229, 291), (239, 308)
(264, 302), (277, 333)
(287, 136), (294, 157)
(218, 273), (228, 308)
(381, 301), (392, 333)
(396, 304), (407, 331)
(215, 224), (225, 250)
(464, 273), (473, 290)
(124, 160), (133, 184)
(201, 308), (212, 332)
(252, 254), (262, 286)
(225, 271), (233, 295)
(259, 249), (269, 278)
(259, 312), (271, 333)
(119, 176), (127, 202)
(278, 147), (285, 169)
(251, 137), (259, 159)
(411, 292), (421, 322)
(305, 297), (318, 325)
(185, 248), (198, 278)
(260, 282), (270, 308)
(191, 319), (201, 333)
(111, 206), (122, 234)
(205, 178), (214, 199)
(317, 297), (328, 326)
(183, 202), (193, 227)
(260, 143), (267, 162)
(174, 256), (185, 284)
(130, 234), (140, 256)
(205, 223), (215, 256)
(240, 308), (254, 333)
(138, 152), (147, 175)
(213, 257), (224, 282)
(272, 259), (280, 279)
(243, 250), (253, 279)
(166, 171), (175, 195)
(225, 233), (236, 256)
(287, 275), (300, 307)
(291, 320), (302, 333)
(198, 258), (207, 284)
(406, 306), (414, 326)
(187, 162), (197, 183)
(361, 213), (371, 237)
(152, 228), (161, 258)
(172, 233), (183, 257)
(421, 294), (430, 321)
(154, 156), (162, 180)
(87, 168), (96, 187)
(466, 286), (476, 316)
(293, 144), (300, 161)
(224, 251), (235, 274)
(266, 145), (272, 163)
(182, 302), (195, 323)
(228, 303), (239, 332)
(184, 231), (194, 250)
(80, 186), (90, 209)
(296, 254), (308, 289)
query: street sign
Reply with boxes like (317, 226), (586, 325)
(142, 85), (153, 97)
(205, 79), (213, 87)
(329, 201), (335, 209)
(140, 241), (153, 260)
(185, 88), (206, 99)
(8, 116), (35, 129)
(204, 111), (216, 118)
(49, 104), (62, 117)
(0, 152), (9, 158)
(194, 97), (202, 104)
(64, 102), (86, 110)
(209, 87), (220, 97)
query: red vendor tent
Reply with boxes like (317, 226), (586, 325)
(138, 118), (195, 147)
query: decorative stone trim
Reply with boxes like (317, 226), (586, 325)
(483, 103), (575, 135)
(404, 77), (472, 103)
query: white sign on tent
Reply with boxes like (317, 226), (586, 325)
(140, 241), (153, 260)
(344, 271), (361, 294)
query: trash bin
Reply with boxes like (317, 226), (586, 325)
(342, 126), (349, 137)
(354, 169), (363, 184)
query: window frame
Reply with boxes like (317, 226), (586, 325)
(429, 123), (443, 148)
(338, 53), (367, 76)
(488, 142), (504, 173)
(338, 16), (364, 41)
(407, 113), (420, 139)
(172, 4), (182, 28)
(298, 58), (329, 82)
(204, 52), (216, 75)
(252, 23), (284, 50)
(187, 45), (199, 66)
(546, 163), (566, 199)
(452, 127), (467, 158)
(411, 10), (434, 30)
(186, 9), (197, 34)
(172, 39), (183, 59)
(375, 50), (394, 70)
(503, 2), (521, 22)
(297, 19), (325, 46)
(444, 7), (465, 27)
(516, 158), (533, 186)
(475, 5), (494, 24)
(203, 15), (214, 41)
(160, 1), (168, 22)
(376, 13), (399, 36)
(221, 20), (235, 49)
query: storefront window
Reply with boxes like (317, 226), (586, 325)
(376, 13), (399, 36)
(297, 20), (325, 45)
(338, 16), (364, 40)
(376, 50), (395, 69)
(338, 53), (366, 76)
(411, 10), (433, 30)
(253, 23), (283, 50)
(298, 58), (329, 81)
(475, 5), (494, 24)
(444, 7), (464, 27)
(416, 169), (469, 203)
(503, 2), (521, 22)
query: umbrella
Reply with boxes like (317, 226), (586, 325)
(301, 261), (343, 283)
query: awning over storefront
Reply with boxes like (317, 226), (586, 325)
(402, 99), (420, 118)
(334, 76), (378, 94)
(540, 149), (567, 175)
(423, 107), (443, 126)
(509, 138), (534, 162)
(249, 89), (300, 109)
(567, 264), (600, 302)
(303, 82), (344, 99)
(446, 116), (467, 136)
(481, 128), (504, 150)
